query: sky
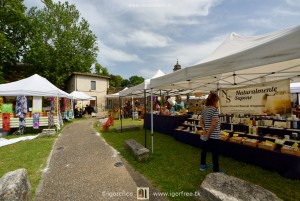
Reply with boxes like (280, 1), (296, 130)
(23, 0), (300, 80)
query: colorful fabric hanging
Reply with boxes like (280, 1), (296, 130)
(2, 113), (10, 131)
(66, 98), (71, 110)
(48, 97), (54, 127)
(63, 98), (67, 112)
(65, 110), (69, 120)
(16, 96), (27, 129)
(21, 96), (27, 114)
(33, 112), (40, 129)
(54, 97), (57, 114)
(15, 96), (22, 116)
(19, 112), (26, 128)
(50, 97), (54, 113)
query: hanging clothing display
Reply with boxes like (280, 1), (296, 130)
(48, 97), (54, 127)
(33, 112), (40, 129)
(63, 98), (67, 112)
(2, 113), (10, 131)
(15, 96), (22, 116)
(15, 96), (27, 129)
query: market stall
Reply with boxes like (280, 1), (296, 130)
(143, 25), (300, 179)
(144, 113), (190, 136)
(0, 74), (71, 133)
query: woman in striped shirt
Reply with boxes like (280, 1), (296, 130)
(199, 92), (221, 172)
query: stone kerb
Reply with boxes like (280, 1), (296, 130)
(195, 173), (282, 201)
(0, 168), (31, 201)
(124, 139), (150, 161)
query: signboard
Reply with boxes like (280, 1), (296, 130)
(220, 79), (291, 115)
(32, 96), (42, 112)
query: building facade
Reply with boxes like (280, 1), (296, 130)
(66, 72), (110, 111)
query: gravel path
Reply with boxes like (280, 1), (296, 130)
(34, 119), (138, 201)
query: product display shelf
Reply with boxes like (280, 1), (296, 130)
(221, 123), (300, 144)
(176, 118), (203, 134)
(173, 119), (300, 179)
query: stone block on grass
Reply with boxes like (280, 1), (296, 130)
(0, 168), (31, 201)
(124, 139), (149, 161)
(195, 173), (282, 201)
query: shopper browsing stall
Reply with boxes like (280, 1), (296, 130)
(199, 92), (221, 172)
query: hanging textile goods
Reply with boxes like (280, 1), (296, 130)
(15, 95), (27, 134)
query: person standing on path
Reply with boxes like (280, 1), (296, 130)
(199, 92), (221, 172)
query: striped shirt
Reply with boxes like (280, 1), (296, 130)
(201, 106), (220, 139)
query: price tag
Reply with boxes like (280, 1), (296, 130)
(292, 142), (299, 147)
(233, 134), (239, 137)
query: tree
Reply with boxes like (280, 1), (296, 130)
(129, 75), (144, 86)
(0, 0), (29, 83)
(95, 63), (109, 77)
(24, 0), (98, 88)
(121, 79), (131, 87)
(120, 75), (144, 87)
(109, 74), (123, 88)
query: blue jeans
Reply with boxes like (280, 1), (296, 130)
(201, 138), (220, 172)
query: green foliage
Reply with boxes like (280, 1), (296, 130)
(95, 63), (109, 76)
(109, 74), (123, 88)
(121, 75), (144, 87)
(129, 75), (144, 85)
(23, 0), (98, 88)
(121, 79), (131, 87)
(0, 0), (29, 83)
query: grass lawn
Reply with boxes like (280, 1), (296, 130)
(0, 119), (76, 199)
(96, 118), (300, 201)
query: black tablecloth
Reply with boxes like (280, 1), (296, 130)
(174, 130), (300, 179)
(144, 113), (190, 136)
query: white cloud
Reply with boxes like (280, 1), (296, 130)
(273, 7), (300, 17)
(284, 0), (300, 7)
(127, 0), (221, 27)
(147, 34), (225, 74)
(128, 31), (171, 48)
(247, 18), (272, 27)
(97, 41), (143, 66)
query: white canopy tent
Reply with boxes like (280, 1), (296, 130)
(0, 74), (71, 98)
(70, 91), (96, 100)
(0, 74), (71, 130)
(149, 25), (300, 92)
(143, 25), (300, 154)
(119, 70), (166, 97)
(104, 87), (128, 98)
(290, 83), (300, 93)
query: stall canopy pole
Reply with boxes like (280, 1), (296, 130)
(56, 95), (59, 133)
(144, 89), (147, 148)
(132, 96), (134, 121)
(119, 96), (122, 133)
(151, 89), (154, 154)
